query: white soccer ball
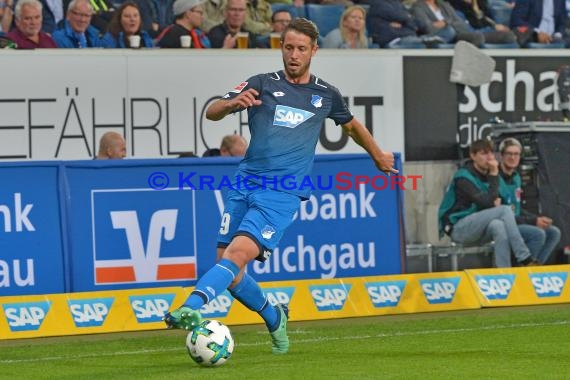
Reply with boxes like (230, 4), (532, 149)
(186, 319), (234, 366)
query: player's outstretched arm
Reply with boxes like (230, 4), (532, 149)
(342, 118), (398, 174)
(206, 88), (262, 121)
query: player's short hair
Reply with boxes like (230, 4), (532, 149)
(284, 18), (319, 45)
(469, 139), (493, 154)
(498, 137), (522, 154)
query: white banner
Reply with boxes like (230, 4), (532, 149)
(0, 50), (404, 160)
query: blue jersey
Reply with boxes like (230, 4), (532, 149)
(222, 70), (353, 198)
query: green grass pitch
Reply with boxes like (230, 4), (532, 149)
(1, 304), (569, 380)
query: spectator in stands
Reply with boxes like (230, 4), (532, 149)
(156, 0), (211, 48)
(438, 139), (537, 268)
(201, 0), (224, 32)
(7, 0), (57, 48)
(257, 8), (291, 47)
(244, 0), (273, 35)
(96, 131), (126, 159)
(132, 0), (160, 37)
(102, 2), (154, 48)
(446, 0), (518, 45)
(203, 134), (248, 157)
(88, 0), (115, 33)
(37, 0), (64, 34)
(367, 0), (447, 48)
(52, 0), (104, 48)
(208, 0), (257, 48)
(323, 5), (369, 48)
(0, 0), (14, 33)
(510, 0), (569, 46)
(498, 137), (561, 264)
(271, 8), (292, 33)
(411, 0), (485, 47)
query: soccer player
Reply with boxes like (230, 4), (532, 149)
(163, 18), (397, 354)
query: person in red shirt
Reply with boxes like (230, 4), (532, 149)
(7, 0), (57, 48)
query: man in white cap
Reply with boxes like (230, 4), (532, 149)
(156, 0), (211, 48)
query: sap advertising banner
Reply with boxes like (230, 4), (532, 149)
(64, 155), (404, 292)
(0, 50), (403, 160)
(0, 163), (66, 295)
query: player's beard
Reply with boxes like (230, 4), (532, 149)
(283, 57), (311, 81)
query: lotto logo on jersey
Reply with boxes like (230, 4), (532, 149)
(2, 301), (51, 332)
(475, 274), (515, 300)
(365, 280), (407, 308)
(68, 298), (114, 327)
(309, 284), (351, 311)
(530, 272), (568, 297)
(129, 294), (175, 323)
(263, 286), (295, 306)
(420, 277), (460, 304)
(273, 105), (315, 128)
(92, 189), (197, 285)
(200, 291), (234, 318)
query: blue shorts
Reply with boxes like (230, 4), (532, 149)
(217, 186), (301, 261)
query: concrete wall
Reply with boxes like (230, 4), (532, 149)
(402, 161), (457, 245)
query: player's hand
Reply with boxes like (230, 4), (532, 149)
(230, 88), (262, 111)
(376, 151), (398, 174)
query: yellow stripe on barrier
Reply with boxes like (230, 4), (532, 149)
(2, 266), (569, 340)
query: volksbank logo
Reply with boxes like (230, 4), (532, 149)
(68, 298), (114, 327)
(129, 294), (175, 323)
(309, 284), (351, 311)
(420, 277), (460, 304)
(2, 301), (51, 331)
(475, 274), (515, 300)
(263, 287), (295, 306)
(92, 189), (197, 285)
(530, 272), (568, 298)
(365, 280), (406, 307)
(200, 291), (234, 318)
(273, 105), (315, 128)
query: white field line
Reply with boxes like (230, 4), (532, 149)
(1, 320), (569, 364)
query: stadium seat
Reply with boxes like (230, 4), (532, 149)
(305, 4), (345, 38)
(387, 42), (426, 49)
(526, 42), (566, 48)
(271, 3), (306, 19)
(482, 42), (519, 49)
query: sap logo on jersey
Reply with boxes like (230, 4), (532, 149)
(530, 272), (568, 298)
(365, 280), (406, 307)
(273, 105), (315, 128)
(263, 286), (295, 306)
(475, 274), (515, 300)
(420, 277), (460, 304)
(309, 284), (351, 311)
(129, 294), (175, 323)
(68, 298), (114, 327)
(3, 301), (51, 332)
(92, 189), (197, 286)
(200, 291), (234, 318)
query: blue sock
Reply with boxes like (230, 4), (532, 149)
(229, 272), (279, 331)
(184, 258), (240, 310)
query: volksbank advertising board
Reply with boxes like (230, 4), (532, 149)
(0, 163), (66, 295)
(0, 154), (405, 295)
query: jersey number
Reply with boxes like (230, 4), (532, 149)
(219, 213), (231, 235)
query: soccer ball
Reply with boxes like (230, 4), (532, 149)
(186, 319), (234, 366)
